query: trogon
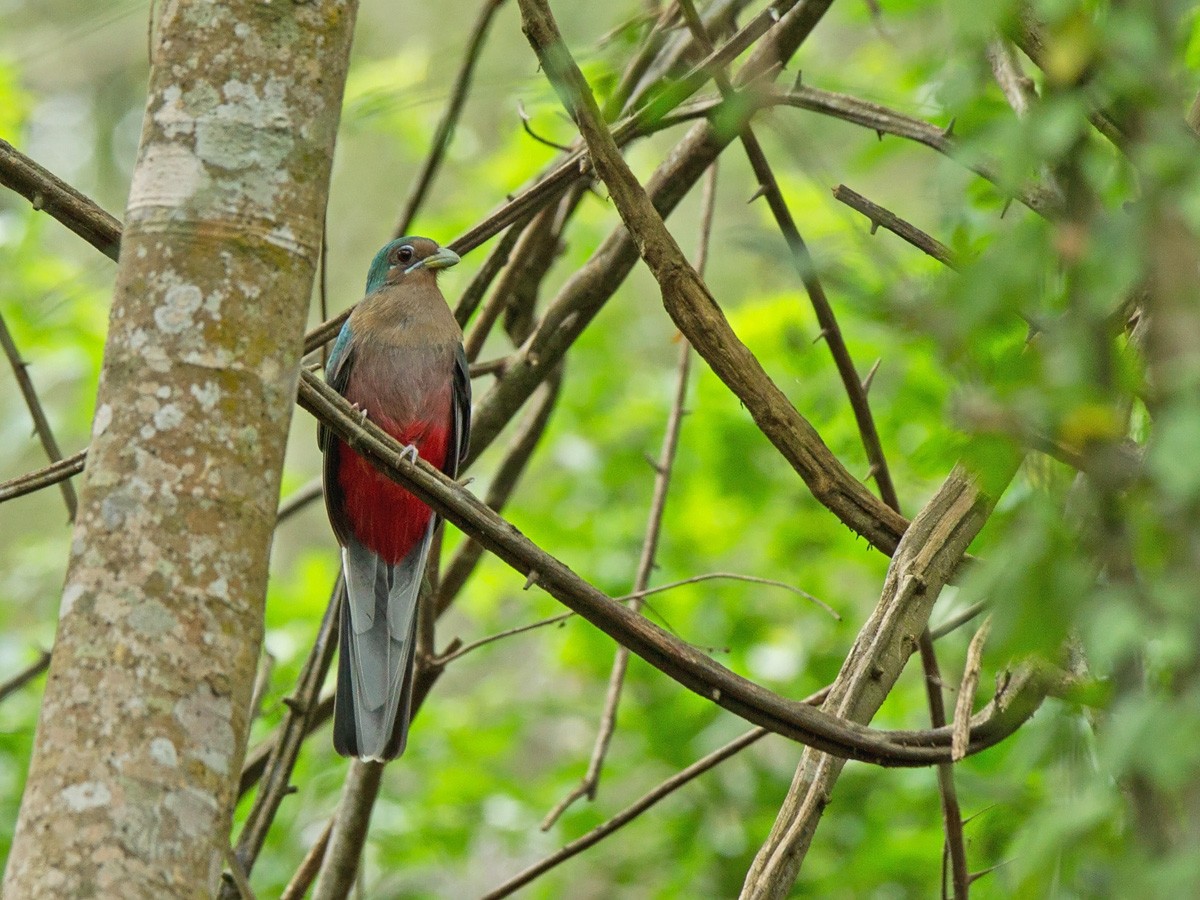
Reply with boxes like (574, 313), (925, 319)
(319, 236), (470, 761)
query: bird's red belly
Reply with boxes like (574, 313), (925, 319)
(337, 418), (449, 564)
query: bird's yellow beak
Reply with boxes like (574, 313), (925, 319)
(407, 247), (460, 274)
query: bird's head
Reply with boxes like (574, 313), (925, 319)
(364, 236), (460, 293)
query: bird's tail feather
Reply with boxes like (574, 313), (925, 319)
(334, 528), (431, 760)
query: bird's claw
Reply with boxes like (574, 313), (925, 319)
(349, 401), (370, 425)
(399, 443), (420, 465)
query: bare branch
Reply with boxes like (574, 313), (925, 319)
(0, 138), (122, 261)
(0, 311), (77, 518)
(310, 759), (385, 900)
(952, 615), (993, 761)
(832, 184), (958, 270)
(0, 650), (51, 704)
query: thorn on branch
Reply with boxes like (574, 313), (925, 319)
(876, 129), (885, 141)
(861, 358), (882, 394)
(747, 184), (769, 203)
(523, 569), (540, 590)
(942, 117), (957, 138)
(280, 696), (306, 715)
(1000, 198), (1013, 219)
(812, 327), (831, 344)
(791, 69), (802, 89)
(868, 220), (880, 235)
(863, 462), (880, 482)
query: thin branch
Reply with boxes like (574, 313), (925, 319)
(0, 310), (78, 518)
(394, 0), (509, 237)
(280, 817), (334, 900)
(952, 615), (993, 761)
(615, 572), (836, 620)
(222, 847), (257, 900)
(0, 450), (86, 506)
(434, 611), (574, 666)
(918, 630), (969, 900)
(517, 100), (575, 152)
(0, 650), (51, 703)
(276, 477), (323, 525)
(247, 651), (275, 724)
(832, 184), (958, 270)
(0, 138), (122, 260)
(310, 760), (385, 900)
(453, 221), (527, 327)
(770, 84), (1061, 216)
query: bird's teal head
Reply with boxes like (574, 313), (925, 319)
(365, 236), (460, 293)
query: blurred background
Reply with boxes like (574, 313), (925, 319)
(3, 0), (1192, 896)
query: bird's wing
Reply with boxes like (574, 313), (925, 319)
(320, 325), (356, 546)
(448, 342), (471, 478)
(318, 323), (356, 452)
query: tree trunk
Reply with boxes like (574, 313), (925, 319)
(3, 1), (357, 895)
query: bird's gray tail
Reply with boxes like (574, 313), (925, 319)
(333, 528), (431, 761)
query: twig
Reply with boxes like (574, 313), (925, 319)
(453, 221), (527, 327)
(239, 692), (334, 799)
(435, 611), (574, 666)
(831, 184), (958, 270)
(310, 760), (385, 900)
(394, 0), (509, 237)
(918, 630), (969, 900)
(952, 615), (993, 761)
(614, 572), (836, 620)
(276, 477), (323, 525)
(0, 650), (51, 703)
(0, 310), (78, 518)
(0, 450), (86, 506)
(279, 816), (335, 900)
(438, 569), (836, 668)
(0, 138), (122, 260)
(247, 651), (275, 724)
(770, 85), (1061, 217)
(222, 847), (257, 900)
(931, 601), (989, 640)
(517, 100), (575, 152)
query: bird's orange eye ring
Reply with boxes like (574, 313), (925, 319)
(390, 244), (415, 265)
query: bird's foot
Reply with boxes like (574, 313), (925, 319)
(350, 401), (369, 425)
(399, 443), (420, 465)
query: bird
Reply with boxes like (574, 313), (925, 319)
(319, 235), (470, 761)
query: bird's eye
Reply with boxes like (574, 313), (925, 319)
(391, 244), (415, 265)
